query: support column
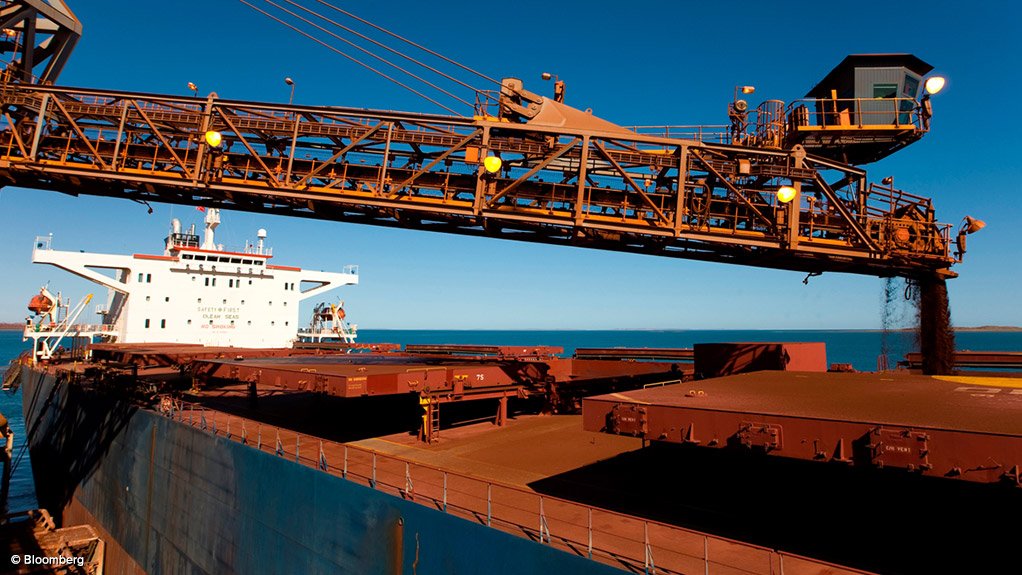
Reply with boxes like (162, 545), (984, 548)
(496, 395), (508, 427)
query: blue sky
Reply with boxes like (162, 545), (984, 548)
(0, 0), (1019, 329)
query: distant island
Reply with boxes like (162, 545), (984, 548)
(0, 322), (26, 330)
(953, 326), (1022, 332)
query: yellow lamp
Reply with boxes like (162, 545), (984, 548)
(204, 130), (223, 148)
(483, 155), (502, 174)
(777, 185), (797, 204)
(924, 76), (946, 95)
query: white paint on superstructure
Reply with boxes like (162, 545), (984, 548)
(30, 209), (358, 348)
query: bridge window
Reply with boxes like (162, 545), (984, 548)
(230, 258), (241, 264)
(183, 254), (194, 260)
(242, 259), (252, 265)
(872, 83), (897, 99)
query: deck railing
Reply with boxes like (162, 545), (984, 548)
(157, 397), (872, 575)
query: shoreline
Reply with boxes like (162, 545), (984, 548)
(4, 326), (1020, 333)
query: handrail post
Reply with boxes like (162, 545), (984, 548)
(343, 445), (348, 479)
(257, 425), (262, 450)
(539, 496), (551, 544)
(587, 507), (592, 559)
(644, 521), (654, 575)
(295, 434), (301, 462)
(704, 535), (709, 575)
(486, 483), (492, 527)
(319, 440), (327, 471)
(404, 462), (413, 498)
(442, 472), (447, 512)
(371, 452), (377, 488)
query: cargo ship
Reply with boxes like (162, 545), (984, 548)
(3, 3), (1021, 574)
(9, 219), (1022, 574)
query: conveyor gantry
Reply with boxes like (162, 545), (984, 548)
(0, 78), (957, 278)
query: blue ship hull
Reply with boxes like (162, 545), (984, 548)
(20, 367), (625, 574)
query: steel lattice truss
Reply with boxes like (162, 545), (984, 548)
(0, 82), (956, 278)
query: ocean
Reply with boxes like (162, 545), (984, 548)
(3, 328), (1021, 514)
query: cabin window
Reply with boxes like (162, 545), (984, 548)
(285, 321), (289, 326)
(872, 83), (897, 99)
(137, 273), (143, 282)
(197, 298), (202, 303)
(223, 299), (227, 305)
(229, 279), (234, 288)
(248, 280), (253, 285)
(160, 319), (166, 328)
(902, 75), (919, 97)
(187, 319), (192, 325)
(204, 277), (210, 286)
(145, 319), (150, 328)
(146, 296), (151, 302)
(271, 321), (275, 326)
(241, 300), (245, 305)
(165, 297), (170, 302)
(212, 278), (216, 286)
(247, 320), (252, 326)
(230, 320), (235, 325)
(146, 274), (152, 283)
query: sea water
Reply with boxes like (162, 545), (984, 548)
(0, 329), (38, 513)
(2, 328), (1021, 513)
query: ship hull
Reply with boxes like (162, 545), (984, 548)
(20, 366), (624, 574)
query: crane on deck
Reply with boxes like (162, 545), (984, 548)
(0, 1), (973, 371)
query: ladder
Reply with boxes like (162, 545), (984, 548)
(1, 359), (24, 392)
(429, 398), (440, 443)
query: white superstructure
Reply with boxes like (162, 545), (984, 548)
(29, 209), (358, 348)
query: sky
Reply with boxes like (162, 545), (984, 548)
(0, 0), (1019, 329)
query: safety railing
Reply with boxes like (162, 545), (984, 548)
(158, 397), (872, 575)
(627, 125), (730, 144)
(786, 97), (922, 130)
